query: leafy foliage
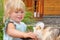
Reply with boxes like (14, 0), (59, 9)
(0, 0), (4, 40)
(22, 11), (35, 24)
(0, 18), (4, 40)
(26, 25), (34, 32)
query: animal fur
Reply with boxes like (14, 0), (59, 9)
(33, 22), (60, 40)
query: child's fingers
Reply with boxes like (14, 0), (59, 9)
(28, 34), (38, 40)
(29, 33), (37, 38)
(27, 32), (38, 39)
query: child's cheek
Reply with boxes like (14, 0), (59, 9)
(22, 14), (25, 18)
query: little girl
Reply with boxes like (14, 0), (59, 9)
(3, 0), (37, 40)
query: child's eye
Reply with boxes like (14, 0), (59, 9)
(15, 11), (18, 13)
(21, 11), (24, 13)
(15, 11), (24, 14)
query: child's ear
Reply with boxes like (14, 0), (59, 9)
(8, 12), (12, 17)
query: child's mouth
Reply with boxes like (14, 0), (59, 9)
(17, 17), (22, 20)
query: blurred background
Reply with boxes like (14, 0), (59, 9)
(0, 0), (60, 40)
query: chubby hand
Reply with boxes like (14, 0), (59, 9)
(25, 32), (38, 40)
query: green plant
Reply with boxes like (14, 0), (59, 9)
(0, 17), (4, 40)
(0, 0), (4, 40)
(22, 11), (35, 24)
(26, 25), (34, 32)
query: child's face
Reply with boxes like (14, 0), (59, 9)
(9, 9), (25, 23)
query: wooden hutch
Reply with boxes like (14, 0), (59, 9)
(23, 0), (60, 20)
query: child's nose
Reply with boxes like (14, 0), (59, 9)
(18, 13), (24, 16)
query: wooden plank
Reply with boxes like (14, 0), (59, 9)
(44, 0), (60, 16)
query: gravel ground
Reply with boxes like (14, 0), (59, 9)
(32, 16), (60, 27)
(42, 16), (60, 27)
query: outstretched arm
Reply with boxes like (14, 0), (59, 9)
(6, 23), (38, 40)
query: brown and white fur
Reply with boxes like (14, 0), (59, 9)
(33, 22), (60, 40)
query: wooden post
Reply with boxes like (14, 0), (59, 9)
(37, 0), (44, 18)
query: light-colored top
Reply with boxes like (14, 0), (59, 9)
(3, 19), (27, 40)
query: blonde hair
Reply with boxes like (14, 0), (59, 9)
(3, 0), (25, 23)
